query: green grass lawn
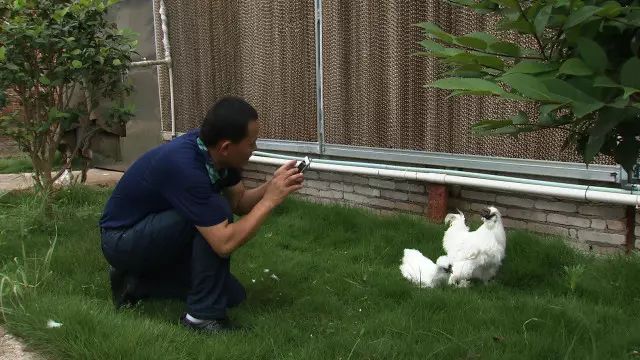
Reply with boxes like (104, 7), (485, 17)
(1, 187), (639, 359)
(0, 153), (78, 174)
(0, 155), (37, 174)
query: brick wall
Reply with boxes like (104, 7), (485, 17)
(243, 163), (428, 216)
(244, 162), (637, 254)
(449, 187), (630, 254)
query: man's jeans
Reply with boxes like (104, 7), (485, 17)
(101, 210), (246, 320)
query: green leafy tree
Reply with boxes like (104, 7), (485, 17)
(417, 0), (640, 178)
(0, 0), (136, 193)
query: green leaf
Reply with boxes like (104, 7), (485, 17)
(112, 59), (122, 66)
(597, 1), (622, 18)
(488, 41), (522, 56)
(444, 52), (504, 70)
(6, 63), (19, 71)
(71, 49), (81, 55)
(542, 78), (604, 117)
(39, 75), (51, 85)
(558, 58), (593, 76)
(583, 136), (605, 164)
(108, 0), (121, 5)
(72, 60), (83, 68)
(620, 57), (640, 89)
(456, 36), (487, 50)
(511, 111), (528, 125)
(577, 38), (607, 73)
(473, 119), (513, 129)
(476, 55), (505, 70)
(492, 0), (519, 9)
(615, 138), (640, 175)
(427, 77), (506, 96)
(13, 0), (25, 10)
(548, 14), (567, 28)
(608, 96), (629, 109)
(473, 119), (519, 136)
(538, 103), (565, 125)
(534, 5), (553, 37)
(593, 76), (618, 88)
(499, 73), (553, 101)
(416, 22), (455, 43)
(418, 40), (464, 58)
(564, 5), (600, 29)
(506, 60), (558, 74)
(593, 76), (639, 101)
(466, 32), (499, 45)
(52, 7), (69, 22)
(0, 47), (5, 62)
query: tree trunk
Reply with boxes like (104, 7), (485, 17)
(30, 151), (54, 217)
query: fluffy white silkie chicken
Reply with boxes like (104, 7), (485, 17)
(399, 249), (451, 288)
(54, 169), (74, 187)
(443, 206), (506, 287)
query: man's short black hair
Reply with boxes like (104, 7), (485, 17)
(200, 97), (258, 147)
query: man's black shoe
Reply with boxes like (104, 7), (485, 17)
(109, 267), (139, 309)
(179, 313), (241, 334)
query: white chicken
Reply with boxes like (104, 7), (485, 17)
(54, 169), (74, 187)
(399, 249), (451, 288)
(443, 206), (506, 287)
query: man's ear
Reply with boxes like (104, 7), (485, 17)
(217, 140), (232, 155)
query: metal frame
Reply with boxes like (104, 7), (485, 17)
(254, 138), (620, 183)
(314, 0), (326, 153)
(163, 133), (620, 184)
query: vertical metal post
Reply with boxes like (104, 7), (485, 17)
(314, 0), (325, 154)
(151, 0), (165, 134)
(158, 0), (176, 138)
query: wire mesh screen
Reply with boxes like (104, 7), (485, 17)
(321, 0), (593, 162)
(154, 0), (317, 141)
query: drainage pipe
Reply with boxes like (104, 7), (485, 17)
(249, 155), (640, 207)
(252, 150), (634, 195)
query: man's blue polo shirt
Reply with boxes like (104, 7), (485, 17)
(99, 130), (241, 229)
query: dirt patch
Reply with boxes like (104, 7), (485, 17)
(0, 326), (42, 360)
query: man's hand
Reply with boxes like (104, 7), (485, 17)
(274, 160), (297, 178)
(263, 167), (304, 207)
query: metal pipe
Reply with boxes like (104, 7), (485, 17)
(252, 150), (634, 195)
(314, 0), (325, 153)
(249, 155), (640, 207)
(130, 58), (171, 67)
(158, 0), (176, 138)
(151, 0), (165, 133)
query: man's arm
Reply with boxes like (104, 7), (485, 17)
(198, 167), (303, 256)
(225, 182), (269, 216)
(225, 160), (298, 215)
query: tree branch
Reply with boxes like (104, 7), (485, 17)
(449, 44), (545, 60)
(516, 2), (549, 61)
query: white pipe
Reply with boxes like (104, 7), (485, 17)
(130, 58), (171, 67)
(249, 155), (640, 207)
(158, 0), (176, 138)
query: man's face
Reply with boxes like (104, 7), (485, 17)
(221, 120), (258, 168)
